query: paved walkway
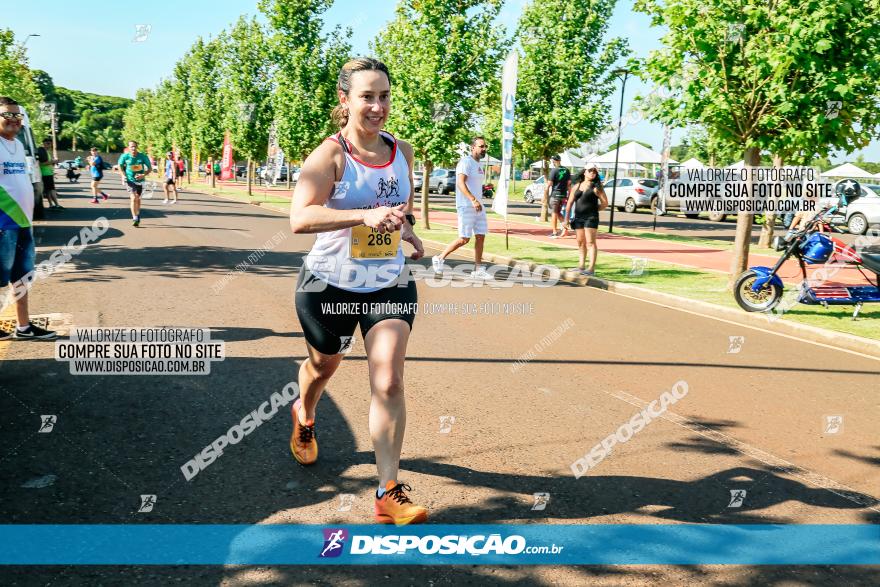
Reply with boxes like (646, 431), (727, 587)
(420, 209), (871, 287)
(185, 179), (871, 287)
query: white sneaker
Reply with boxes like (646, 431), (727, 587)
(162, 199), (169, 204)
(431, 255), (446, 273)
(472, 266), (492, 280)
(170, 200), (178, 205)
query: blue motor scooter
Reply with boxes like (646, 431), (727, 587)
(733, 181), (880, 320)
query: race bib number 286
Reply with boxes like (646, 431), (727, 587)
(350, 225), (400, 259)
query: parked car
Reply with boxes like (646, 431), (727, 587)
(101, 161), (113, 170)
(603, 177), (660, 213)
(523, 176), (545, 203)
(832, 182), (880, 235)
(428, 168), (456, 194)
(256, 165), (290, 181)
(56, 159), (77, 169)
(413, 170), (424, 191)
(235, 164), (247, 178)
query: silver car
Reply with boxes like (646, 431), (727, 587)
(841, 183), (880, 235)
(603, 177), (660, 213)
(523, 176), (546, 203)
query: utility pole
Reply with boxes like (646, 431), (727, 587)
(607, 67), (631, 234)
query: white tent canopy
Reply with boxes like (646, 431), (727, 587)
(820, 163), (874, 178)
(726, 160), (745, 169)
(592, 142), (678, 165)
(530, 151), (586, 168)
(681, 157), (706, 169)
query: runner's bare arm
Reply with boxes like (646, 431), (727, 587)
(289, 140), (405, 234)
(597, 186), (609, 211)
(564, 184), (577, 219)
(397, 139), (424, 260)
(399, 139), (415, 215)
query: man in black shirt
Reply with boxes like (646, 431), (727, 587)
(545, 154), (571, 237)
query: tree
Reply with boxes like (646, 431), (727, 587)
(0, 29), (46, 139)
(221, 17), (274, 195)
(188, 36), (228, 168)
(635, 0), (880, 286)
(123, 88), (154, 146)
(261, 0), (352, 163)
(516, 0), (627, 220)
(59, 117), (91, 152)
(373, 0), (508, 228)
(94, 127), (120, 152)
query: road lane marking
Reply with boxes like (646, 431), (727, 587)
(595, 287), (880, 363)
(605, 388), (880, 513)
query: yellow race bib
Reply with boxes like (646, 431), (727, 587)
(350, 225), (401, 259)
(129, 164), (144, 171)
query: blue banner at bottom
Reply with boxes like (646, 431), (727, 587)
(0, 525), (877, 565)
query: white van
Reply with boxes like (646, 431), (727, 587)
(14, 107), (45, 218)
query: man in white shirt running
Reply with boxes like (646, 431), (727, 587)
(432, 137), (490, 279)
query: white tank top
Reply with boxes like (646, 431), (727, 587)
(304, 131), (411, 293)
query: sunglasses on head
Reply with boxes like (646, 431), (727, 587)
(0, 112), (25, 121)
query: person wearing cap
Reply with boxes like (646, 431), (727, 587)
(564, 166), (608, 276)
(163, 152), (178, 204)
(546, 154), (571, 238)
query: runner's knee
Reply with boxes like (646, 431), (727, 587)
(370, 366), (404, 398)
(306, 353), (340, 379)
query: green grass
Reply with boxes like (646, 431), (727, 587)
(420, 223), (880, 341)
(423, 202), (779, 255)
(188, 183), (291, 206)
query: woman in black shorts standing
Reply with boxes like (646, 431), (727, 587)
(564, 166), (608, 276)
(289, 57), (429, 525)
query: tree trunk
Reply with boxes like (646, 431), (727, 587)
(286, 158), (291, 189)
(421, 160), (432, 230)
(758, 154), (784, 248)
(210, 158), (216, 188)
(728, 146), (761, 288)
(247, 158), (253, 197)
(72, 136), (77, 152)
(539, 158), (549, 222)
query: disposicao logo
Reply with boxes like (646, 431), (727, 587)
(319, 528), (348, 558)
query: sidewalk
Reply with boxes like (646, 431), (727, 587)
(187, 178), (869, 286)
(421, 209), (869, 287)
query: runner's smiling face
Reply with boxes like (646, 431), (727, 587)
(340, 70), (390, 133)
(0, 104), (23, 140)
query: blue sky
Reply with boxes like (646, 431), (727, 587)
(9, 0), (876, 162)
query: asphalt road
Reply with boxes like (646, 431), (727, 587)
(0, 178), (878, 585)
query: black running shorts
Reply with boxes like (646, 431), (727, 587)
(295, 266), (418, 355)
(571, 215), (599, 230)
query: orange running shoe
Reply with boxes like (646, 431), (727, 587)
(290, 398), (318, 465)
(374, 481), (428, 525)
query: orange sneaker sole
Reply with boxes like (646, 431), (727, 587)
(374, 510), (428, 526)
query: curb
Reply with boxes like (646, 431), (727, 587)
(194, 188), (880, 360)
(419, 237), (880, 360)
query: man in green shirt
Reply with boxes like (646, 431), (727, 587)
(36, 138), (62, 209)
(117, 140), (152, 227)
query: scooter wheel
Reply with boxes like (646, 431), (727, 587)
(733, 270), (783, 313)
